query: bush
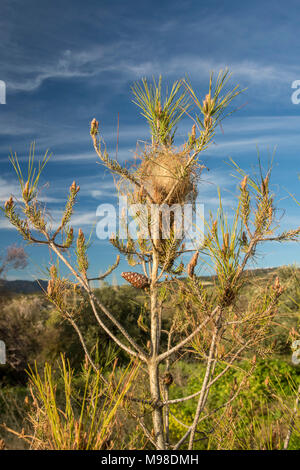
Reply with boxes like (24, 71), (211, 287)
(168, 358), (300, 449)
(0, 295), (56, 383)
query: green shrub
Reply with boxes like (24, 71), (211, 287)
(168, 358), (300, 449)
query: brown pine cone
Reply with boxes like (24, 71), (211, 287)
(121, 272), (149, 289)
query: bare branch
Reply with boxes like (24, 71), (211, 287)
(157, 307), (219, 364)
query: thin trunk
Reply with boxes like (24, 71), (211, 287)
(148, 250), (165, 450)
(163, 328), (173, 448)
(188, 314), (221, 449)
(283, 384), (300, 450)
(148, 360), (165, 449)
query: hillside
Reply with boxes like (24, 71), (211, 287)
(0, 266), (296, 294)
(0, 279), (48, 295)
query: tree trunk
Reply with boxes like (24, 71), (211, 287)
(148, 250), (165, 449)
(148, 359), (165, 449)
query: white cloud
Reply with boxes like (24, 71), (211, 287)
(0, 175), (63, 204)
(0, 217), (14, 230)
(3, 36), (297, 97)
(0, 176), (20, 202)
(6, 46), (112, 92)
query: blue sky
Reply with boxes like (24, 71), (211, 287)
(0, 0), (300, 282)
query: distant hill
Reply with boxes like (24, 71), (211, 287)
(0, 266), (295, 295)
(180, 266), (281, 284)
(0, 279), (48, 294)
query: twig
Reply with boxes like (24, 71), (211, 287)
(283, 384), (300, 450)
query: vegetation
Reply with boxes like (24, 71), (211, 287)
(0, 267), (299, 449)
(0, 71), (300, 450)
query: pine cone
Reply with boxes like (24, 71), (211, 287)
(161, 372), (173, 387)
(121, 272), (149, 289)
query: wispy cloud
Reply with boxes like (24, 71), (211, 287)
(0, 209), (98, 231)
(6, 47), (112, 92)
(3, 43), (297, 97)
(1, 0), (300, 278)
(0, 175), (63, 203)
(0, 176), (20, 202)
(50, 209), (98, 230)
